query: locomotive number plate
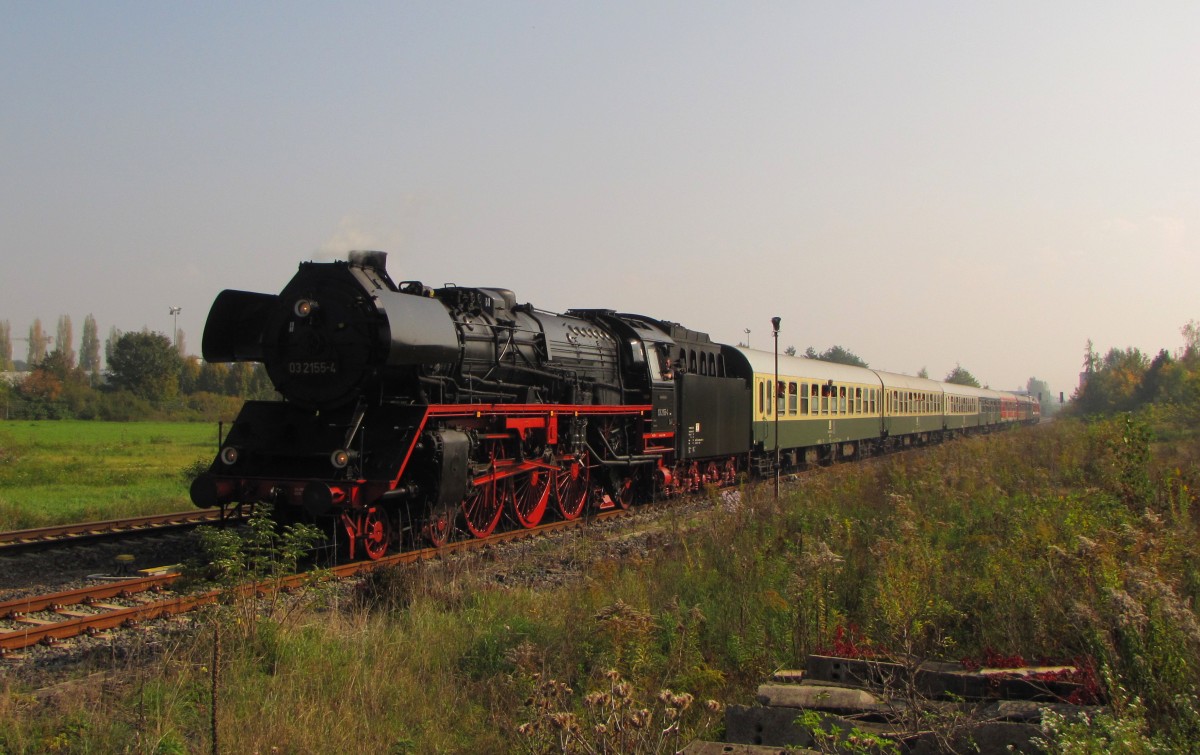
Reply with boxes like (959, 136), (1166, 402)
(288, 361), (339, 375)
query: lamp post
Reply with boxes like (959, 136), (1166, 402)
(771, 316), (781, 499)
(169, 307), (182, 350)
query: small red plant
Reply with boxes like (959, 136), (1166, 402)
(819, 624), (887, 659)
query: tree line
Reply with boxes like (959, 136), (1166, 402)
(0, 315), (272, 421)
(1070, 321), (1200, 416)
(784, 343), (1057, 406)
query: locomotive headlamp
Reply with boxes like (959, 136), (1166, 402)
(219, 446), (240, 466)
(293, 299), (318, 317)
(330, 449), (351, 469)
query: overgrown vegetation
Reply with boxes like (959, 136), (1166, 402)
(1, 405), (1198, 752)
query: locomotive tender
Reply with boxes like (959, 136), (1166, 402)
(191, 252), (1038, 560)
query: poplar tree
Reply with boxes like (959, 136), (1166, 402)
(79, 315), (101, 377)
(56, 315), (75, 369)
(28, 319), (48, 365)
(105, 326), (123, 366)
(0, 321), (11, 371)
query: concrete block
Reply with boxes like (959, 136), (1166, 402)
(724, 704), (814, 747)
(756, 683), (884, 712)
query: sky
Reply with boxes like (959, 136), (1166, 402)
(3, 2), (1198, 399)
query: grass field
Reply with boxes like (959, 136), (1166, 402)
(0, 421), (221, 530)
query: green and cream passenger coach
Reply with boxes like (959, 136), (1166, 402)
(723, 348), (1039, 471)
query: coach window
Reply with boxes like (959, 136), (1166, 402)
(788, 382), (798, 414)
(837, 386), (845, 414)
(821, 384), (830, 414)
(758, 380), (764, 415)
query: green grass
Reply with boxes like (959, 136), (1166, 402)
(0, 421), (220, 529)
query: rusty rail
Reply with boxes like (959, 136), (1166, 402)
(0, 508), (629, 655)
(0, 509), (242, 553)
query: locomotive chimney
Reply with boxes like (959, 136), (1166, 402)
(348, 250), (388, 274)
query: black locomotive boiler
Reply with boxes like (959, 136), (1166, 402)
(191, 251), (751, 559)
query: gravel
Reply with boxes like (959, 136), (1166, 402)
(0, 487), (744, 688)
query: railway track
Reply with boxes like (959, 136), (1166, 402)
(0, 508), (630, 656)
(0, 509), (244, 554)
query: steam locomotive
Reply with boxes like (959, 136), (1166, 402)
(191, 252), (1038, 560)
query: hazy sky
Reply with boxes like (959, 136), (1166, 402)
(4, 2), (1198, 398)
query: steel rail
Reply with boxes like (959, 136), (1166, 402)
(0, 574), (178, 616)
(0, 509), (241, 553)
